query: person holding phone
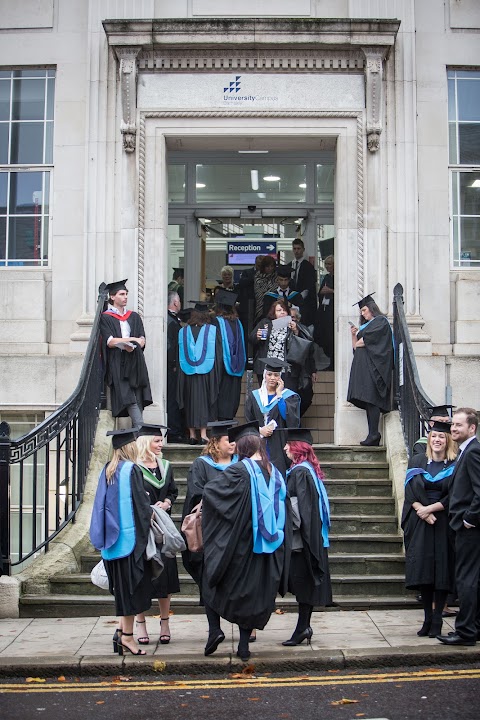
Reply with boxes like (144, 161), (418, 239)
(245, 357), (300, 477)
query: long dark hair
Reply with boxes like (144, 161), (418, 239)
(236, 435), (271, 473)
(359, 300), (386, 325)
(267, 298), (291, 320)
(187, 310), (211, 326)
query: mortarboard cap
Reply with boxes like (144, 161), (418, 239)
(277, 265), (291, 278)
(215, 288), (238, 307)
(428, 405), (454, 419)
(178, 308), (191, 323)
(139, 424), (168, 437)
(228, 420), (260, 443)
(106, 427), (139, 449)
(173, 267), (184, 277)
(106, 279), (128, 295)
(207, 420), (238, 438)
(189, 300), (212, 312)
(429, 420), (452, 434)
(259, 357), (290, 372)
(285, 427), (314, 445)
(352, 293), (375, 308)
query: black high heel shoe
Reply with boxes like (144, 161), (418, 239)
(282, 626), (313, 646)
(360, 433), (381, 447)
(160, 617), (171, 645)
(112, 628), (122, 653)
(417, 620), (432, 637)
(117, 632), (147, 656)
(135, 619), (150, 645)
(428, 620), (443, 639)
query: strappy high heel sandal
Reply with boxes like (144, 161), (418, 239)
(160, 617), (171, 645)
(135, 619), (150, 645)
(117, 632), (147, 656)
(112, 628), (122, 653)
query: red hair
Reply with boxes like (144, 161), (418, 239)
(287, 441), (324, 480)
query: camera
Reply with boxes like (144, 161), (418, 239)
(247, 205), (257, 212)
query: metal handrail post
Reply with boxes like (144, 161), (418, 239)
(0, 422), (12, 576)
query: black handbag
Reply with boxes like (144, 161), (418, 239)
(286, 333), (312, 366)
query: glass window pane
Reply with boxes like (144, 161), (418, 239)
(13, 69), (47, 79)
(12, 78), (46, 121)
(195, 163), (307, 203)
(44, 122), (53, 163)
(0, 123), (8, 164)
(0, 172), (7, 213)
(455, 71), (480, 80)
(0, 71), (11, 79)
(41, 216), (49, 262)
(447, 78), (456, 122)
(459, 124), (480, 165)
(0, 217), (5, 260)
(43, 171), (50, 214)
(0, 79), (10, 121)
(167, 164), (185, 203)
(457, 80), (480, 122)
(448, 123), (458, 164)
(9, 172), (44, 214)
(452, 171), (458, 215)
(46, 78), (55, 120)
(10, 122), (44, 164)
(316, 164), (335, 202)
(459, 217), (480, 266)
(8, 215), (41, 262)
(459, 171), (480, 215)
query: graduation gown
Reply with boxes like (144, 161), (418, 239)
(100, 311), (153, 418)
(202, 460), (292, 629)
(244, 389), (301, 478)
(401, 454), (454, 591)
(347, 315), (393, 413)
(287, 465), (332, 606)
(140, 460), (180, 597)
(215, 317), (246, 421)
(181, 455), (235, 599)
(90, 462), (153, 616)
(177, 323), (222, 428)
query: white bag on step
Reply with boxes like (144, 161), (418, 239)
(90, 559), (109, 590)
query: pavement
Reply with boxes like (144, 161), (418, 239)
(0, 608), (479, 678)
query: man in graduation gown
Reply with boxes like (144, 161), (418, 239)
(244, 357), (301, 477)
(201, 421), (292, 659)
(288, 239), (317, 327)
(100, 279), (152, 427)
(262, 265), (303, 319)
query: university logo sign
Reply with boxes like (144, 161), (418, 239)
(222, 75), (278, 104)
(224, 76), (241, 93)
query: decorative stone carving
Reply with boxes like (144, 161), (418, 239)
(361, 47), (389, 153)
(115, 47), (141, 153)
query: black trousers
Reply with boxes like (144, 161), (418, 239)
(167, 366), (183, 436)
(454, 526), (480, 640)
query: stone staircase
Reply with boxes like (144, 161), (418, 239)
(19, 444), (416, 618)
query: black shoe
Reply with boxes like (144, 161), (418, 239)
(189, 438), (198, 445)
(428, 620), (443, 638)
(417, 620), (432, 637)
(112, 628), (122, 653)
(436, 633), (476, 646)
(448, 631), (480, 641)
(442, 610), (457, 618)
(282, 626), (313, 646)
(249, 631), (256, 643)
(360, 433), (381, 447)
(204, 631), (225, 656)
(236, 648), (251, 661)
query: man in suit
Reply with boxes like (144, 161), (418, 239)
(166, 290), (185, 443)
(437, 407), (480, 646)
(289, 239), (317, 327)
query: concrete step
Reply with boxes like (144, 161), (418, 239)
(162, 445), (386, 464)
(19, 588), (417, 618)
(328, 534), (404, 553)
(167, 461), (389, 481)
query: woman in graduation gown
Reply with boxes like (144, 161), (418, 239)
(347, 294), (394, 446)
(134, 425), (179, 645)
(181, 421), (238, 603)
(282, 428), (332, 646)
(244, 357), (301, 478)
(89, 428), (152, 656)
(177, 301), (222, 444)
(213, 289), (246, 421)
(401, 421), (457, 638)
(202, 421), (292, 661)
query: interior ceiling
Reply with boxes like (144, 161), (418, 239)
(165, 135), (337, 152)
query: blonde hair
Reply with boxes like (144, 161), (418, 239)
(426, 432), (458, 462)
(136, 435), (162, 464)
(201, 436), (233, 463)
(106, 441), (138, 482)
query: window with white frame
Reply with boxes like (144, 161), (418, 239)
(0, 68), (55, 267)
(448, 69), (480, 268)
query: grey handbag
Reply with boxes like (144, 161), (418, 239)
(286, 333), (312, 366)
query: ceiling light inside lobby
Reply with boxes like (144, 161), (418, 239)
(263, 175), (281, 182)
(470, 179), (480, 188)
(196, 183), (206, 188)
(299, 183), (307, 188)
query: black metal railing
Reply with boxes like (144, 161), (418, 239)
(392, 283), (436, 457)
(0, 284), (108, 575)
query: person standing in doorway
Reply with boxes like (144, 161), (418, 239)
(168, 267), (184, 306)
(100, 279), (153, 428)
(166, 290), (185, 443)
(289, 239), (317, 327)
(437, 408), (480, 646)
(314, 255), (334, 370)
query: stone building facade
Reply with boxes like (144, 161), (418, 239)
(0, 0), (479, 444)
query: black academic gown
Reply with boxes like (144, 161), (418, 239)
(214, 317), (245, 421)
(141, 461), (180, 597)
(244, 390), (300, 478)
(347, 315), (393, 413)
(202, 460), (292, 629)
(101, 464), (153, 616)
(314, 273), (334, 363)
(287, 465), (332, 606)
(401, 454), (454, 591)
(100, 311), (153, 418)
(181, 456), (233, 600)
(177, 323), (222, 428)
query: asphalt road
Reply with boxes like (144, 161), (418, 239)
(0, 665), (479, 720)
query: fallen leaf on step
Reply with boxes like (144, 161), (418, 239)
(275, 609), (286, 614)
(355, 714), (366, 717)
(330, 698), (359, 706)
(248, 697), (260, 701)
(26, 678), (46, 683)
(57, 676), (66, 682)
(200, 695), (210, 699)
(153, 660), (166, 672)
(96, 701), (105, 705)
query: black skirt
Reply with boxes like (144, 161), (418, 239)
(151, 554), (180, 597)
